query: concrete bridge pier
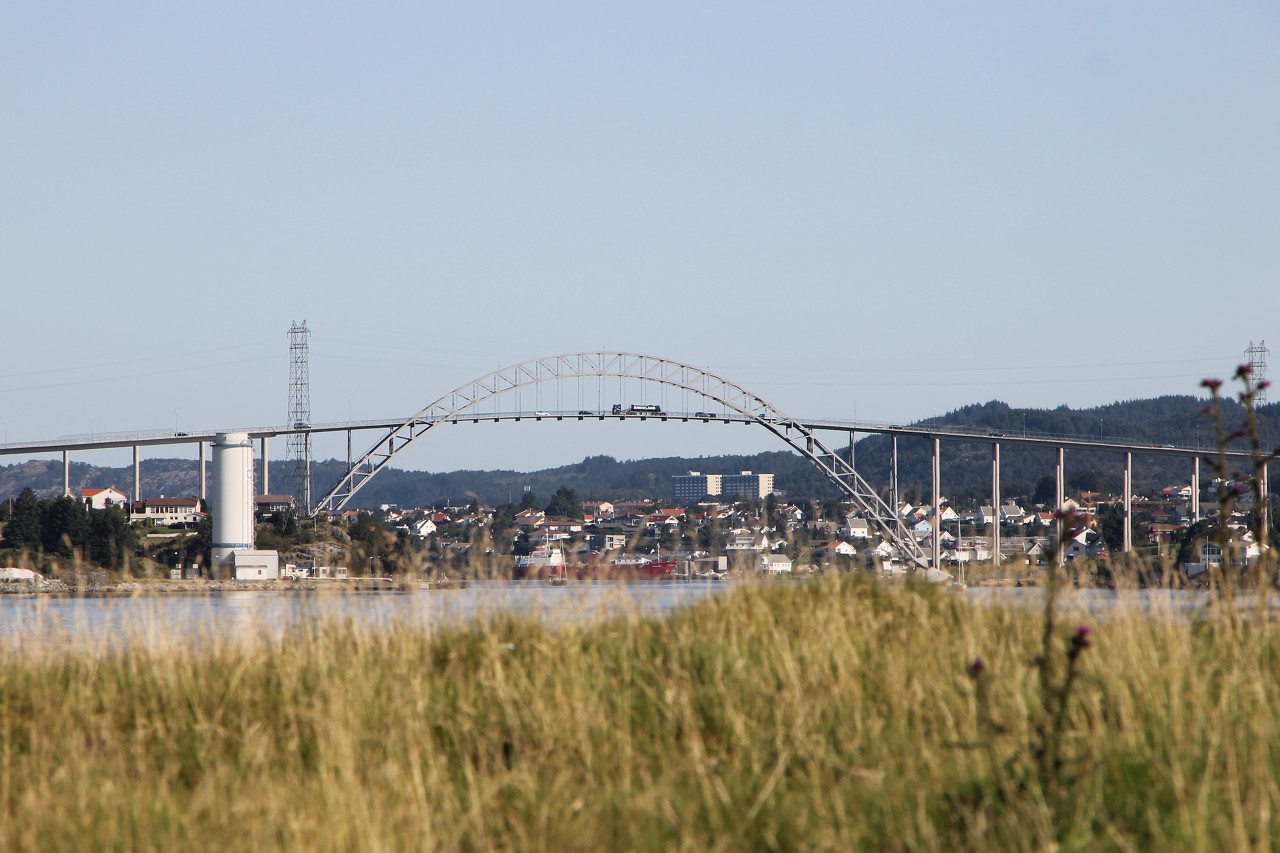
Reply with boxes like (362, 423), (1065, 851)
(62, 450), (70, 497)
(890, 435), (899, 517)
(931, 436), (941, 569)
(991, 442), (1001, 565)
(1056, 447), (1065, 567)
(260, 436), (269, 494)
(200, 441), (207, 501)
(1123, 452), (1133, 553)
(1261, 461), (1270, 524)
(1192, 457), (1199, 523)
(133, 446), (140, 506)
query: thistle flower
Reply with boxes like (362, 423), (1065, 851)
(1201, 378), (1223, 392)
(1071, 625), (1092, 651)
(967, 656), (986, 679)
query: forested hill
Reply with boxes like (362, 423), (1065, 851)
(852, 396), (1278, 505)
(2, 395), (1275, 507)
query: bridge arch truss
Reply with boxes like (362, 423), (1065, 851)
(313, 351), (927, 565)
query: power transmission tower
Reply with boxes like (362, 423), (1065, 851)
(1246, 340), (1269, 406)
(287, 321), (312, 513)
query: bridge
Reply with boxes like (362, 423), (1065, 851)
(0, 351), (1260, 569)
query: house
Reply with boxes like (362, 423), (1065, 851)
(841, 517), (871, 539)
(1064, 528), (1108, 560)
(410, 517), (437, 539)
(254, 494), (295, 521)
(582, 501), (615, 518)
(131, 497), (203, 527)
(82, 487), (129, 510)
(820, 540), (857, 558)
(778, 505), (804, 528)
(1146, 523), (1183, 544)
(758, 553), (793, 574)
(725, 530), (766, 551)
(514, 509), (545, 529)
(588, 532), (629, 551)
(807, 519), (839, 537)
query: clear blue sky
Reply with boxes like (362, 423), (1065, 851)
(2, 3), (1277, 473)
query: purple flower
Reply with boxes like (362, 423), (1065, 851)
(967, 657), (986, 679)
(1236, 364), (1253, 378)
(1071, 624), (1092, 650)
(1202, 378), (1223, 391)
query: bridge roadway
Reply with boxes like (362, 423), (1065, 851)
(0, 409), (1244, 459)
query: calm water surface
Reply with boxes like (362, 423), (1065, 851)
(0, 580), (731, 653)
(0, 583), (1257, 653)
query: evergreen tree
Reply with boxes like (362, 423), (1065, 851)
(87, 505), (136, 569)
(42, 495), (87, 557)
(5, 488), (43, 550)
(545, 485), (583, 519)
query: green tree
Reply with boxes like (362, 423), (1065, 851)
(86, 505), (136, 569)
(1097, 504), (1128, 553)
(4, 488), (43, 550)
(545, 486), (583, 519)
(41, 495), (87, 558)
(518, 491), (542, 511)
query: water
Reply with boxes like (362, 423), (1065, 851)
(1, 582), (1266, 654)
(0, 580), (731, 653)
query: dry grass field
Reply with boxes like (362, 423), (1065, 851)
(1, 574), (1278, 850)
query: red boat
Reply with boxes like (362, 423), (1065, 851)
(578, 557), (678, 580)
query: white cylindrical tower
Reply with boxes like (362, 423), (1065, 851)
(211, 432), (256, 571)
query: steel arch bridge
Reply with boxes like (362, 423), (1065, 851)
(312, 351), (928, 565)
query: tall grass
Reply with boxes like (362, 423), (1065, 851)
(2, 577), (1278, 849)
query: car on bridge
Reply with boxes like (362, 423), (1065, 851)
(534, 411), (550, 417)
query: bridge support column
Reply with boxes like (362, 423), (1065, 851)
(133, 446), (141, 506)
(1261, 460), (1270, 527)
(200, 442), (207, 502)
(848, 431), (855, 472)
(260, 436), (269, 495)
(1056, 447), (1065, 567)
(890, 435), (899, 515)
(63, 450), (70, 497)
(1123, 452), (1133, 554)
(931, 437), (941, 569)
(992, 442), (1001, 565)
(1192, 457), (1200, 523)
(347, 430), (353, 472)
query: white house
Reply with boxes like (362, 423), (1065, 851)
(725, 530), (766, 551)
(82, 487), (129, 510)
(758, 553), (793, 574)
(841, 517), (871, 539)
(821, 541), (857, 558)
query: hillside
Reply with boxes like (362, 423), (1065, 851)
(2, 395), (1273, 508)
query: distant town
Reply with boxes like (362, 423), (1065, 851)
(0, 457), (1252, 582)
